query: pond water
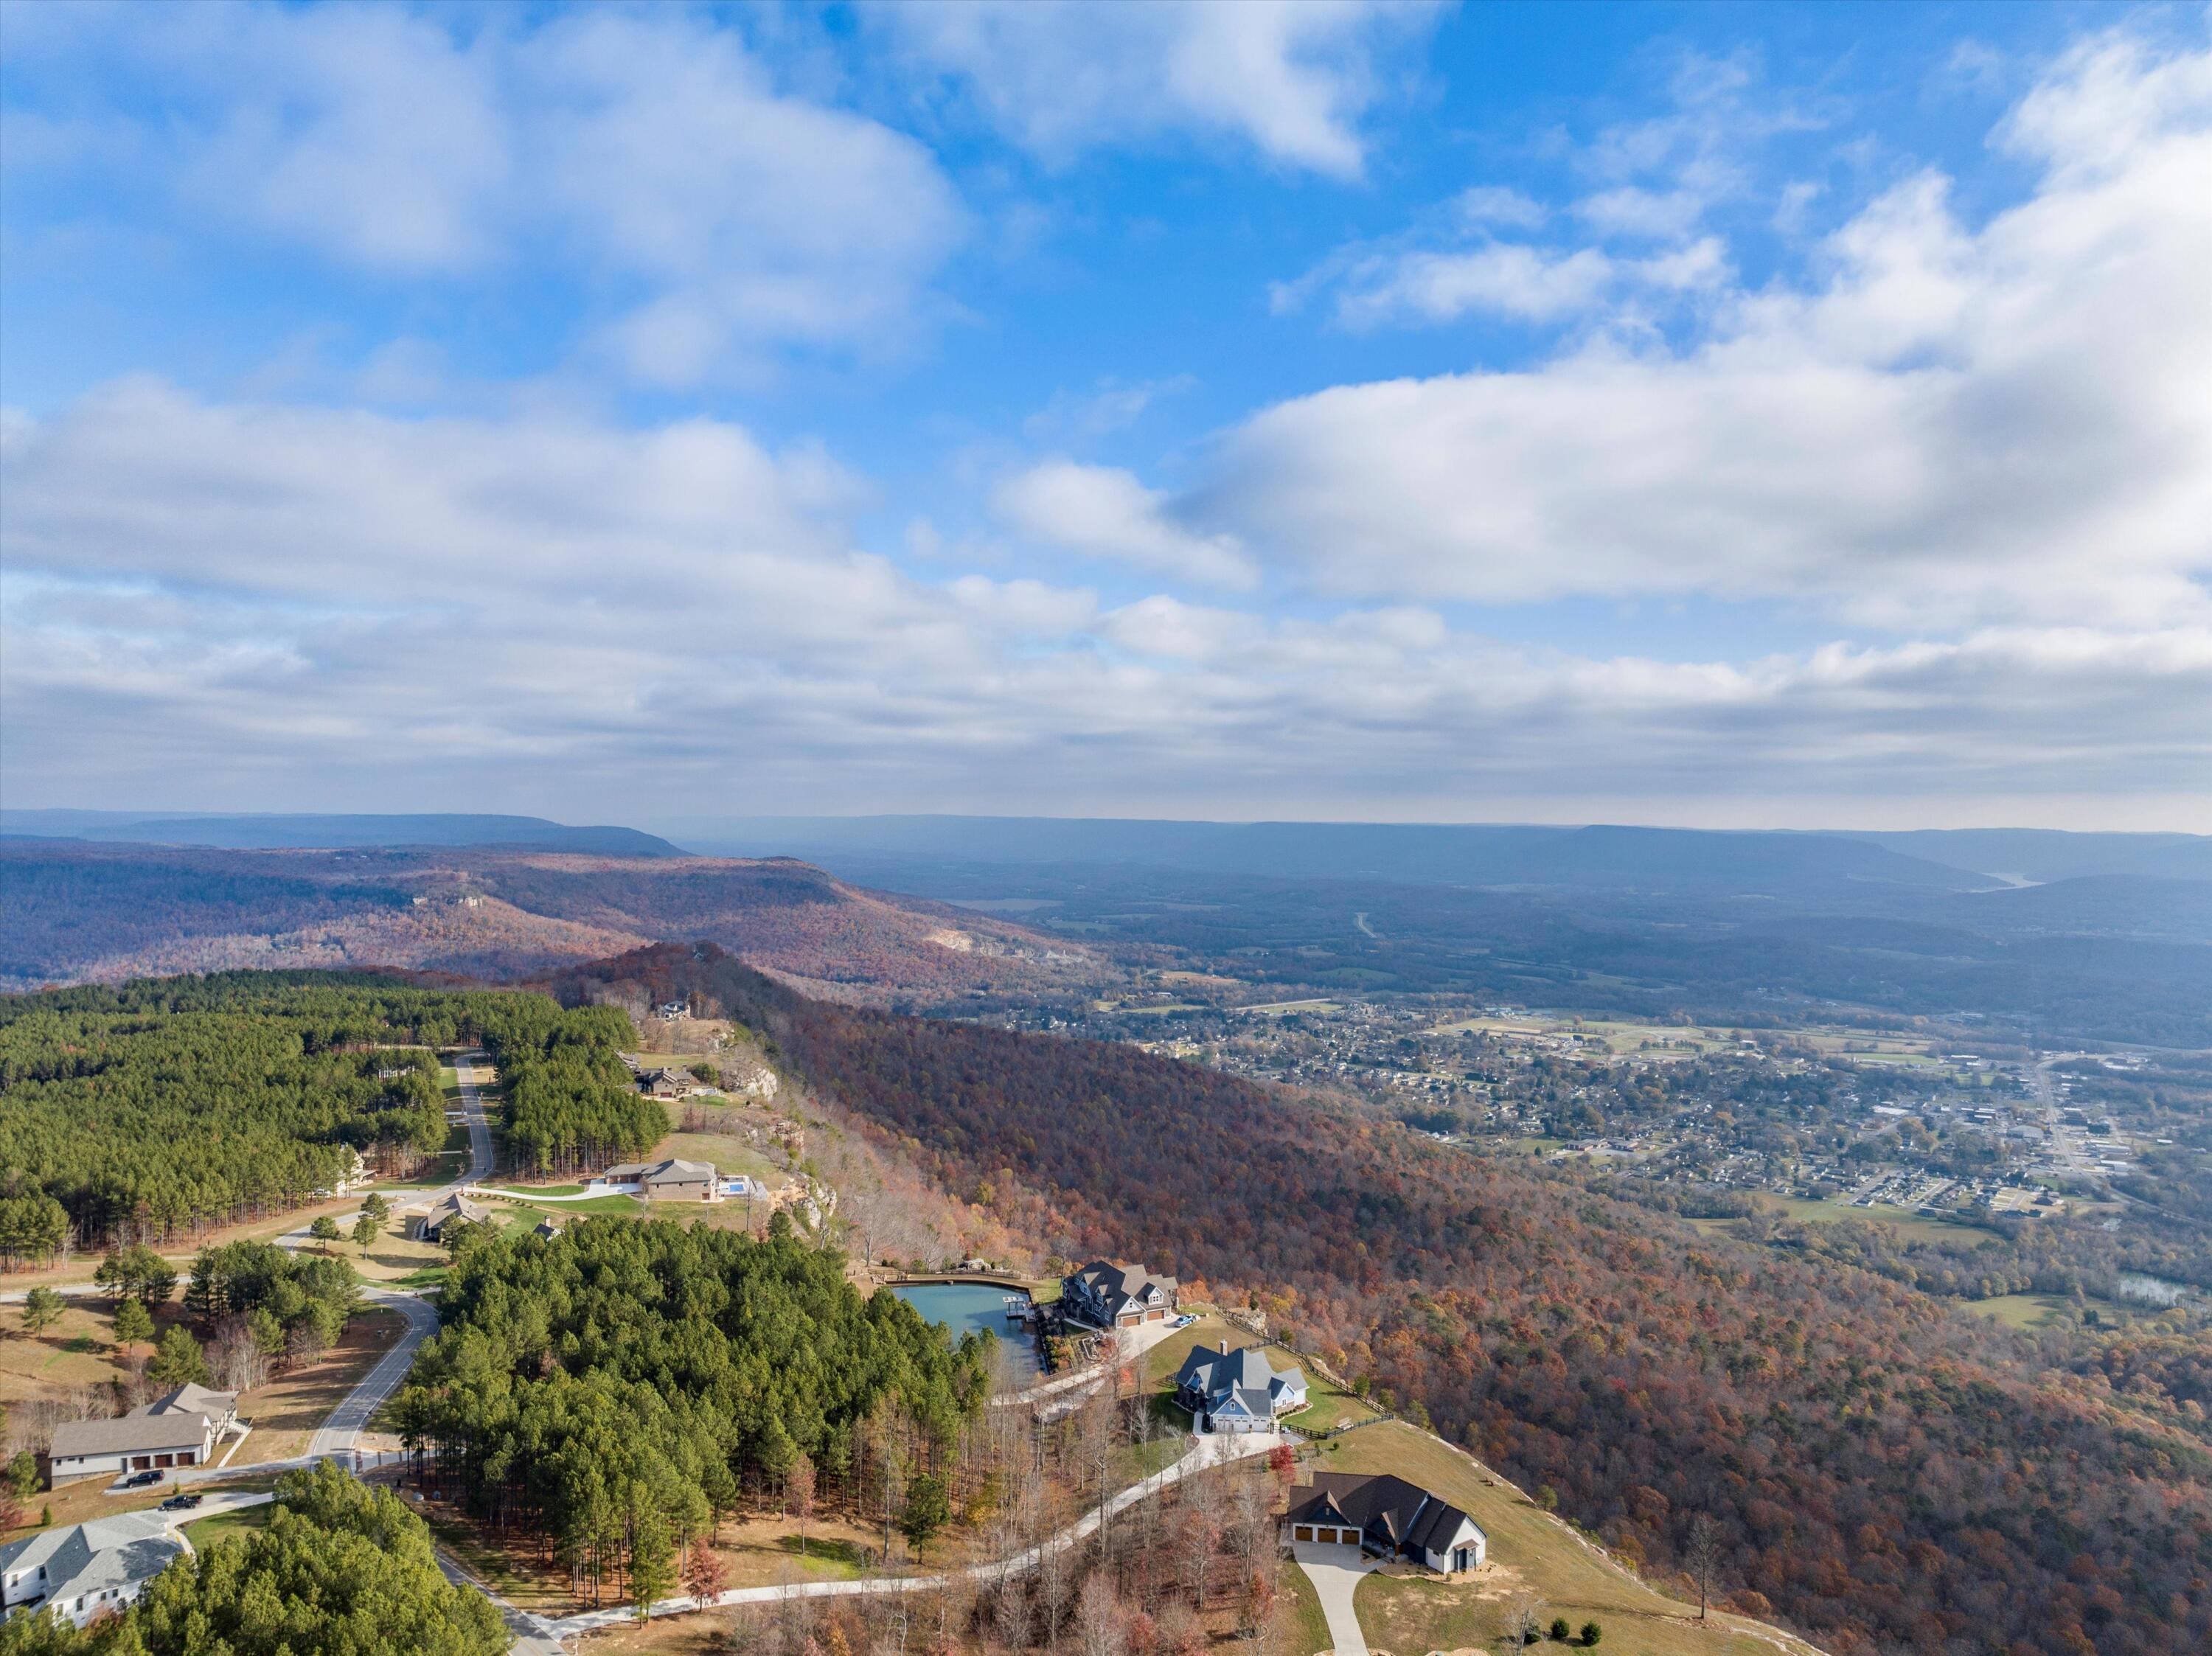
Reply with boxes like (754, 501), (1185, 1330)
(891, 1283), (1037, 1380)
(2115, 1272), (2191, 1307)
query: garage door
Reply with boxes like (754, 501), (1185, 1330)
(1294, 1525), (1313, 1541)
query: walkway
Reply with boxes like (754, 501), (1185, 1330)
(546, 1426), (1281, 1641)
(1290, 1540), (1382, 1656)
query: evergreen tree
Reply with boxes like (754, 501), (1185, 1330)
(899, 1472), (950, 1559)
(19, 1288), (63, 1337)
(113, 1297), (156, 1352)
(148, 1325), (208, 1388)
(131, 1461), (506, 1655)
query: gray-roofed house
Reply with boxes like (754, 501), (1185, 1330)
(46, 1385), (239, 1487)
(636, 1067), (699, 1100)
(1, 1511), (184, 1626)
(1060, 1259), (1178, 1327)
(1173, 1339), (1307, 1433)
(1282, 1472), (1486, 1573)
(409, 1192), (494, 1242)
(599, 1158), (718, 1201)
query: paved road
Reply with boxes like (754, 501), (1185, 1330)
(1291, 1540), (1382, 1656)
(446, 1050), (496, 1190)
(435, 1545), (569, 1655)
(307, 1286), (442, 1459)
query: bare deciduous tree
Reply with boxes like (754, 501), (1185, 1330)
(1075, 1571), (1127, 1656)
(1684, 1513), (1723, 1621)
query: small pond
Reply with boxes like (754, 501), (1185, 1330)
(891, 1283), (1037, 1379)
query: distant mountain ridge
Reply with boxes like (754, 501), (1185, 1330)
(659, 815), (2022, 894)
(0, 810), (681, 857)
(0, 839), (1098, 997)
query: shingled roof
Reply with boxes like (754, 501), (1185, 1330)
(1285, 1472), (1475, 1555)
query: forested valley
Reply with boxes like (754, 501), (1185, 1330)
(563, 944), (2212, 1656)
(0, 974), (661, 1256)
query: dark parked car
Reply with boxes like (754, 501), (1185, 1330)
(122, 1469), (162, 1489)
(158, 1492), (202, 1511)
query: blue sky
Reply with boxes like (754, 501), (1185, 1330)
(2, 1), (2206, 827)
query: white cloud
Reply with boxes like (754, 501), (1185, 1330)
(1, 382), (2201, 820)
(1208, 29), (2212, 632)
(992, 460), (1257, 589)
(1338, 245), (1616, 326)
(4, 7), (964, 380)
(1453, 187), (1549, 230)
(868, 0), (1441, 178)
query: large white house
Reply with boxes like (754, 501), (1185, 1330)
(1, 1511), (183, 1626)
(46, 1385), (238, 1487)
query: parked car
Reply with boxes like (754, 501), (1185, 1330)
(122, 1469), (162, 1489)
(159, 1492), (203, 1511)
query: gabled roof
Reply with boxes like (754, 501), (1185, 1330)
(50, 1410), (215, 1459)
(1175, 1343), (1302, 1406)
(1284, 1472), (1480, 1554)
(1, 1512), (181, 1610)
(137, 1383), (235, 1422)
(642, 1158), (714, 1185)
(422, 1193), (491, 1230)
(1068, 1259), (1178, 1307)
(602, 1158), (714, 1184)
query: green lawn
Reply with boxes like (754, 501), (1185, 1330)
(1275, 1549), (1332, 1656)
(183, 1504), (271, 1550)
(1962, 1293), (2070, 1330)
(774, 1535), (866, 1580)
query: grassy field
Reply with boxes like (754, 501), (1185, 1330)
(1765, 1195), (2001, 1245)
(477, 1191), (651, 1217)
(1310, 1422), (1822, 1656)
(182, 1503), (272, 1550)
(651, 1128), (782, 1184)
(1961, 1293), (2070, 1330)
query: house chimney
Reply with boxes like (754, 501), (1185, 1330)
(1220, 1338), (1228, 1354)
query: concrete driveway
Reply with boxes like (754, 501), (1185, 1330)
(1291, 1540), (1382, 1656)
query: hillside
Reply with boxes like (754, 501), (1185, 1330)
(0, 840), (1100, 998)
(565, 944), (2212, 1656)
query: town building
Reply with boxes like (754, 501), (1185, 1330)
(1283, 1472), (1487, 1573)
(1060, 1259), (1178, 1327)
(1173, 1340), (1307, 1432)
(2, 1511), (184, 1626)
